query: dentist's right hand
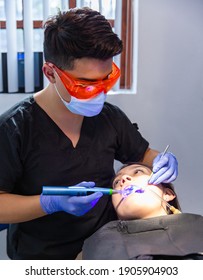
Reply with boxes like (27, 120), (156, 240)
(40, 181), (103, 216)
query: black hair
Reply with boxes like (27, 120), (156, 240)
(43, 7), (123, 70)
(114, 162), (181, 214)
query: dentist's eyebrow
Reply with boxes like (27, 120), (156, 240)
(77, 71), (112, 82)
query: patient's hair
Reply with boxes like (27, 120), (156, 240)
(43, 7), (123, 70)
(114, 162), (181, 214)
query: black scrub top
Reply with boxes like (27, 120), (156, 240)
(0, 96), (149, 259)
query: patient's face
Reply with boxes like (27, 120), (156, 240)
(112, 164), (168, 220)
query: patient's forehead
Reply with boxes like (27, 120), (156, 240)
(116, 164), (152, 176)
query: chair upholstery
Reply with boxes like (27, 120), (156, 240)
(0, 224), (9, 231)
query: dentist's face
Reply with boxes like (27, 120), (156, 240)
(112, 164), (168, 220)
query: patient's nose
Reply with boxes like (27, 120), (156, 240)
(120, 175), (132, 186)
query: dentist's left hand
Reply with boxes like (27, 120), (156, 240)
(40, 181), (103, 216)
(148, 152), (178, 185)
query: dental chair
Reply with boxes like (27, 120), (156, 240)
(0, 224), (9, 231)
(0, 224), (9, 259)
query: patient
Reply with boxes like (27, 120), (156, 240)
(83, 163), (203, 259)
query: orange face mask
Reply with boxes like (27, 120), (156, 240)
(53, 62), (120, 100)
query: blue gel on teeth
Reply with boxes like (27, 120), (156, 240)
(122, 185), (144, 198)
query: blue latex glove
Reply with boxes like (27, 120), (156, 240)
(148, 152), (178, 185)
(40, 181), (103, 216)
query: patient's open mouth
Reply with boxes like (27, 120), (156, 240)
(122, 185), (145, 198)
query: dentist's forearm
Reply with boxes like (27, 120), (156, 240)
(0, 193), (46, 223)
(141, 147), (159, 167)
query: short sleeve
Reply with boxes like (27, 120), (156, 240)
(104, 103), (149, 163)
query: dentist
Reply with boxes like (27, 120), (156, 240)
(0, 7), (177, 260)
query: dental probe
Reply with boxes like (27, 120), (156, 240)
(42, 186), (121, 196)
(148, 144), (170, 182)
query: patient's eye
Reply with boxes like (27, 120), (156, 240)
(113, 179), (121, 189)
(134, 169), (145, 175)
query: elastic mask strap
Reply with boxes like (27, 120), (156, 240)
(53, 83), (70, 104)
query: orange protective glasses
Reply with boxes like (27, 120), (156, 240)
(54, 62), (120, 100)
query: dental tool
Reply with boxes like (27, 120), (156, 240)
(148, 144), (170, 182)
(145, 144), (181, 214)
(42, 186), (122, 196)
(146, 187), (182, 214)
